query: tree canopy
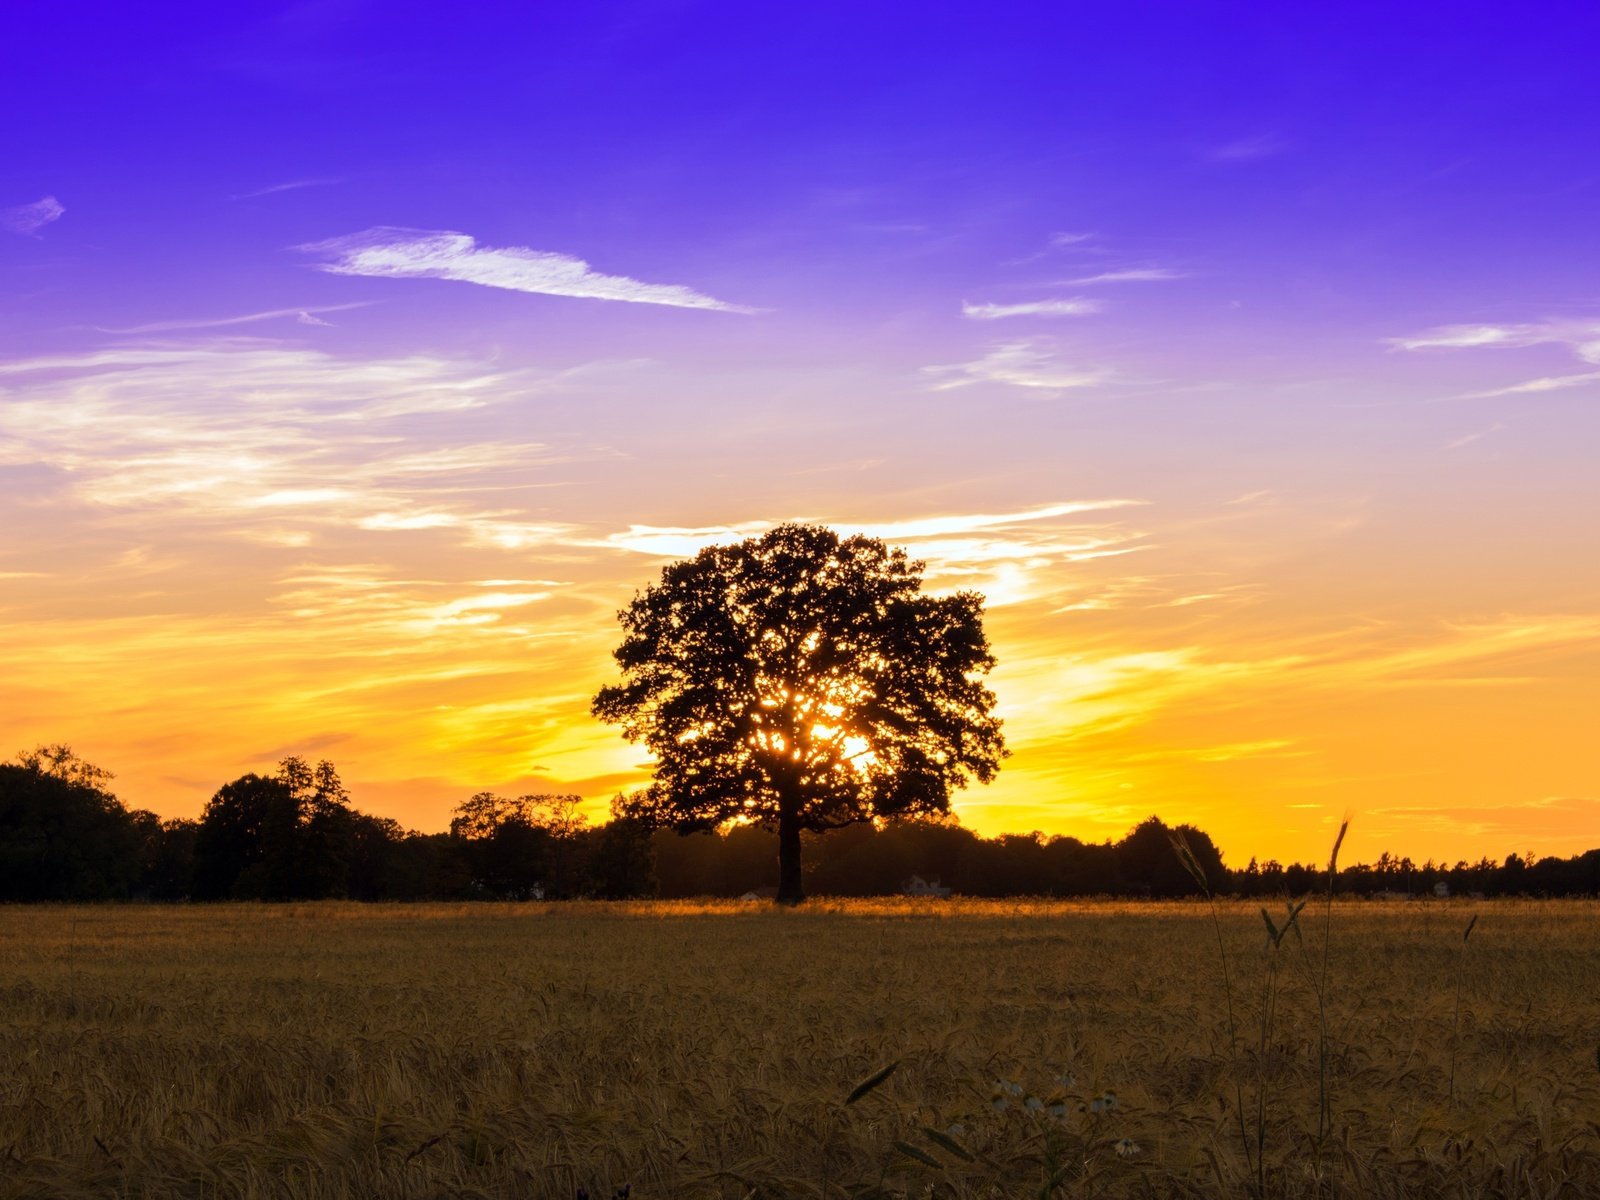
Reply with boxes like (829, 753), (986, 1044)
(593, 523), (1006, 902)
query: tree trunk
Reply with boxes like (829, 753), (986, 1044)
(776, 805), (805, 905)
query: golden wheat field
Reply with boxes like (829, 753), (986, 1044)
(3, 899), (1599, 1200)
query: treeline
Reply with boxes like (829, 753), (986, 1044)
(4, 746), (1598, 902)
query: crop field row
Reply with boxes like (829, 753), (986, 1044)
(3, 899), (1599, 1198)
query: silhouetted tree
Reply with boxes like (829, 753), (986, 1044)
(1120, 815), (1226, 896)
(131, 810), (198, 899)
(594, 523), (1006, 903)
(448, 792), (586, 898)
(193, 772), (295, 899)
(193, 757), (355, 899)
(584, 805), (657, 898)
(0, 746), (139, 900)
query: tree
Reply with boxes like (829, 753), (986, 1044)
(0, 746), (139, 900)
(448, 792), (587, 898)
(193, 756), (355, 899)
(593, 523), (1006, 903)
(1118, 815), (1226, 897)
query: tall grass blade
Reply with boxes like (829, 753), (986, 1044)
(893, 1140), (943, 1169)
(921, 1127), (974, 1161)
(844, 1061), (899, 1105)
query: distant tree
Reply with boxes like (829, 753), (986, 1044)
(12, 743), (116, 791)
(0, 746), (139, 900)
(1120, 815), (1226, 896)
(130, 810), (198, 900)
(448, 792), (587, 898)
(193, 757), (355, 900)
(594, 523), (1005, 903)
(584, 803), (658, 899)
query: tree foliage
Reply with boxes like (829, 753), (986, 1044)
(593, 523), (1006, 902)
(193, 756), (354, 900)
(0, 746), (136, 900)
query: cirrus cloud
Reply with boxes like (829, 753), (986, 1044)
(962, 298), (1102, 320)
(1387, 318), (1600, 363)
(2, 195), (64, 236)
(923, 339), (1114, 392)
(299, 227), (757, 313)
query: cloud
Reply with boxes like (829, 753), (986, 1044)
(1366, 794), (1600, 841)
(1058, 268), (1186, 285)
(597, 501), (1151, 608)
(1049, 231), (1095, 248)
(962, 299), (1101, 320)
(96, 304), (369, 334)
(0, 343), (609, 537)
(2, 195), (64, 236)
(1445, 422), (1505, 449)
(597, 521), (772, 558)
(300, 227), (756, 313)
(231, 178), (341, 200)
(1203, 134), (1288, 162)
(923, 340), (1113, 391)
(850, 500), (1142, 542)
(1388, 319), (1600, 363)
(1454, 371), (1600, 400)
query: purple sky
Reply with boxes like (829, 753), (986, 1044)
(3, 3), (1599, 862)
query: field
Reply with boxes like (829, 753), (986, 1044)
(4, 900), (1599, 1199)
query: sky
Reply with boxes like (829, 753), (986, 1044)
(3, 2), (1599, 867)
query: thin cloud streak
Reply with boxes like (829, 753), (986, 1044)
(231, 178), (342, 200)
(2, 195), (64, 235)
(962, 298), (1101, 320)
(1389, 318), (1600, 363)
(1204, 133), (1289, 162)
(598, 501), (1144, 558)
(95, 303), (370, 334)
(924, 339), (1114, 391)
(1058, 268), (1187, 285)
(301, 227), (757, 313)
(1446, 423), (1505, 449)
(1454, 371), (1600, 400)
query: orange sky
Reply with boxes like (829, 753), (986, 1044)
(6, 8), (1600, 866)
(3, 342), (1596, 867)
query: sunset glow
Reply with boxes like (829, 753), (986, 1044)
(4, 5), (1598, 866)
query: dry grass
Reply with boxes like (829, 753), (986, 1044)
(3, 899), (1599, 1198)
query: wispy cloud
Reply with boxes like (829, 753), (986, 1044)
(1454, 371), (1600, 400)
(1446, 422), (1505, 449)
(1003, 231), (1102, 267)
(923, 339), (1113, 391)
(2, 195), (64, 236)
(1203, 133), (1289, 162)
(232, 178), (342, 200)
(300, 227), (757, 313)
(962, 298), (1101, 320)
(1058, 268), (1186, 285)
(1365, 794), (1600, 840)
(851, 500), (1143, 541)
(95, 303), (369, 334)
(1388, 318), (1600, 363)
(597, 501), (1150, 608)
(0, 343), (611, 534)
